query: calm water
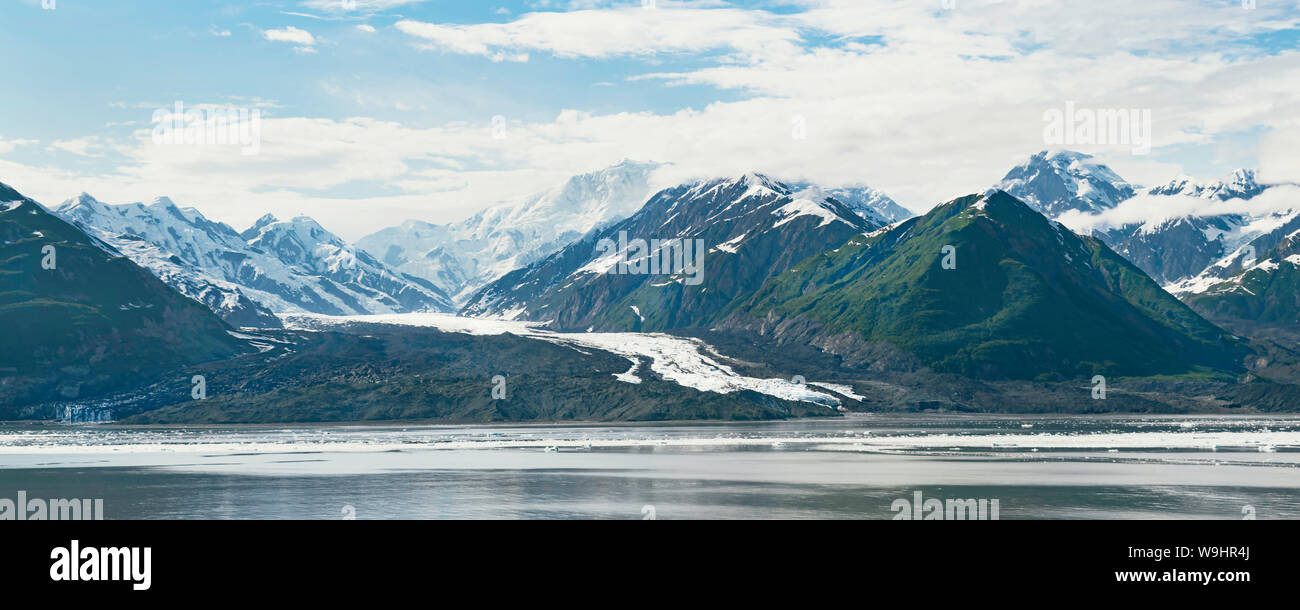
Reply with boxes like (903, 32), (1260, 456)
(1, 414), (1297, 519)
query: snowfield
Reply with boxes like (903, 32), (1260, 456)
(281, 312), (844, 407)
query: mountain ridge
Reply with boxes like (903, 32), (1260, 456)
(55, 193), (452, 326)
(1, 182), (247, 412)
(461, 172), (882, 331)
(724, 189), (1246, 381)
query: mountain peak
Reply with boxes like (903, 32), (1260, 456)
(608, 157), (659, 171)
(249, 215), (337, 248)
(149, 196), (179, 209)
(359, 161), (664, 305)
(1031, 149), (1093, 167)
(945, 189), (1035, 219)
(0, 180), (24, 202)
(287, 214), (323, 227)
(683, 173), (788, 200)
(734, 186), (1243, 381)
(1147, 167), (1265, 201)
(786, 181), (913, 225)
(997, 149), (1136, 218)
(57, 192), (105, 213)
(241, 213), (280, 240)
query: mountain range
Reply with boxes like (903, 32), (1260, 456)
(5, 147), (1300, 422)
(45, 160), (912, 329)
(55, 194), (452, 327)
(1, 182), (246, 414)
(460, 173), (882, 330)
(1093, 170), (1297, 286)
(993, 152), (1299, 339)
(1182, 225), (1300, 336)
(356, 160), (665, 305)
(726, 190), (1245, 380)
(356, 161), (915, 307)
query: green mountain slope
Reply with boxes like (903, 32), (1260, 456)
(1, 182), (245, 411)
(731, 191), (1246, 380)
(1184, 230), (1300, 335)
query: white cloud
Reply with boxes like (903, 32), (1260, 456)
(299, 0), (431, 12)
(1259, 127), (1300, 184)
(0, 137), (38, 155)
(8, 0), (1300, 243)
(1057, 186), (1300, 235)
(49, 138), (114, 157)
(263, 26), (316, 46)
(356, 24), (376, 33)
(375, 1), (1300, 207)
(394, 6), (802, 62)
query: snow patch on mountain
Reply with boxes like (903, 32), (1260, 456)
(788, 183), (912, 225)
(281, 312), (842, 406)
(772, 197), (848, 228)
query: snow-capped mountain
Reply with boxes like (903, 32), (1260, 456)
(718, 190), (1244, 380)
(357, 160), (664, 305)
(1182, 225), (1300, 333)
(1096, 214), (1254, 286)
(1147, 169), (1268, 201)
(55, 194), (452, 326)
(3, 180), (248, 407)
(786, 183), (914, 225)
(1091, 170), (1296, 286)
(996, 150), (1137, 217)
(461, 173), (881, 331)
(1168, 210), (1300, 296)
(243, 214), (452, 313)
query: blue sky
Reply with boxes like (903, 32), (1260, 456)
(2, 0), (1299, 239)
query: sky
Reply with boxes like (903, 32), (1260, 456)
(2, 0), (1299, 240)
